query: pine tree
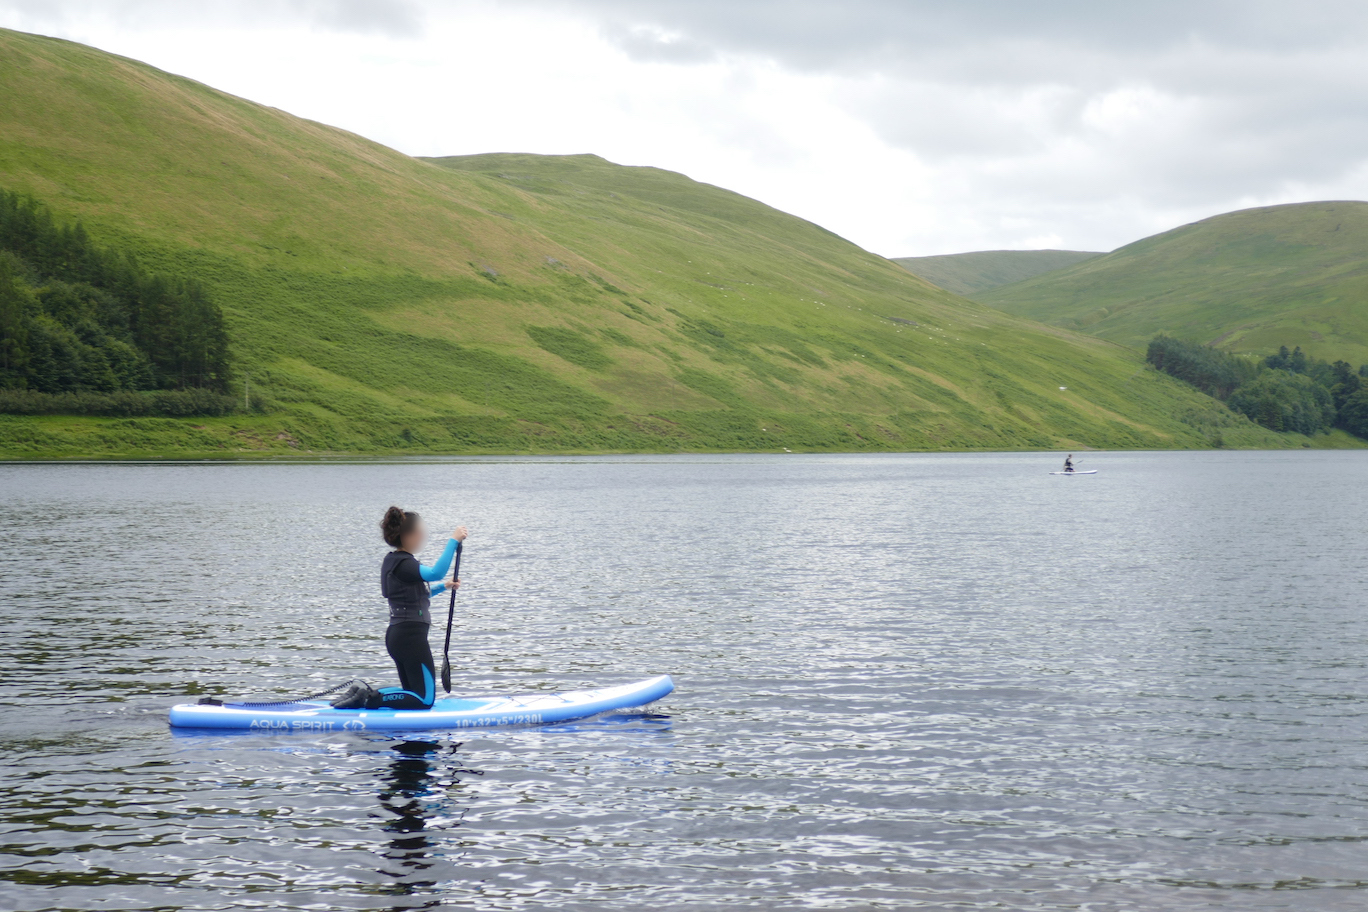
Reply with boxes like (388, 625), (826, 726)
(0, 252), (34, 386)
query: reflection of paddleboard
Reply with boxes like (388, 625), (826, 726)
(169, 674), (674, 733)
(1050, 470), (1098, 475)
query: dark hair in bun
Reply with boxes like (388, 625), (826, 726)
(380, 506), (419, 548)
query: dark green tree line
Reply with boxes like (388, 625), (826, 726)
(1147, 335), (1368, 438)
(1146, 335), (1258, 399)
(0, 189), (230, 397)
(1226, 371), (1335, 435)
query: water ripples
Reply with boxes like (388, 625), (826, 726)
(2, 452), (1367, 910)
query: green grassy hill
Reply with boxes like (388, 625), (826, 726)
(0, 28), (1318, 457)
(978, 202), (1368, 364)
(893, 250), (1102, 296)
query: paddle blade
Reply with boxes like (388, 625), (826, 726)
(440, 658), (452, 693)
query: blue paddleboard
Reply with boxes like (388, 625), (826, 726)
(169, 674), (674, 733)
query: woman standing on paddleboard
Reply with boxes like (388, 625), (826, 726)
(332, 507), (466, 710)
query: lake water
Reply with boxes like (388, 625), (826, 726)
(1, 452), (1366, 911)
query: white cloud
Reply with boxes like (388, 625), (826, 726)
(2, 0), (1367, 256)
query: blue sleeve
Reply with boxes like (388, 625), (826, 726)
(419, 538), (459, 582)
(429, 582), (446, 597)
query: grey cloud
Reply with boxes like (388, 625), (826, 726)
(521, 0), (1368, 75)
(605, 23), (716, 64)
(516, 1), (1368, 233)
(843, 82), (1089, 161)
(306, 0), (424, 37)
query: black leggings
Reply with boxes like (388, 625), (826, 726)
(381, 621), (436, 710)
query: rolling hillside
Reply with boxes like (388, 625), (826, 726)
(893, 250), (1102, 296)
(0, 28), (1309, 456)
(978, 202), (1368, 364)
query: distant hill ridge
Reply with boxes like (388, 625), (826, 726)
(893, 249), (1103, 296)
(976, 201), (1368, 365)
(0, 27), (1312, 455)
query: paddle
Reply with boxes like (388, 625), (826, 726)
(440, 546), (462, 693)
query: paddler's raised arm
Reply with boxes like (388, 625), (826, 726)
(419, 526), (467, 581)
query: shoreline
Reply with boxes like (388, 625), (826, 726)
(4, 439), (1364, 463)
(3, 409), (1363, 461)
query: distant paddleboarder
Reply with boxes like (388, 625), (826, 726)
(1063, 454), (1075, 473)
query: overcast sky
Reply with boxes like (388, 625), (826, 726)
(4, 0), (1368, 256)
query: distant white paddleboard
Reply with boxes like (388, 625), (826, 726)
(1050, 470), (1098, 475)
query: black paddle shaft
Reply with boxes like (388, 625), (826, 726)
(440, 548), (461, 692)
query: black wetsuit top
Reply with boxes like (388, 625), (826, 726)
(381, 549), (450, 624)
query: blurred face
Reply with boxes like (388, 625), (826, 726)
(400, 520), (428, 554)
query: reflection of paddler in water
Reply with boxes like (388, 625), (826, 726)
(377, 739), (481, 889)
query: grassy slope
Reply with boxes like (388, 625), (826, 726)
(978, 202), (1368, 364)
(0, 28), (1311, 457)
(893, 250), (1103, 296)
